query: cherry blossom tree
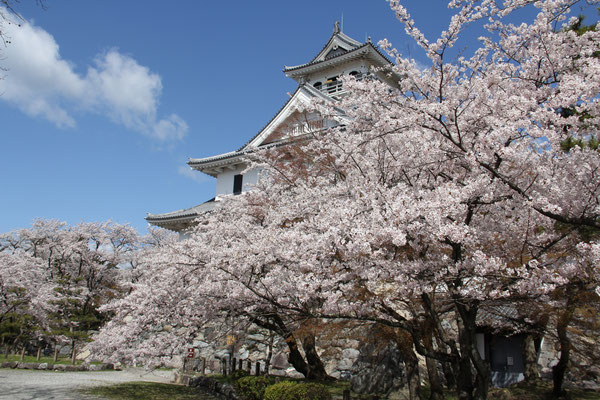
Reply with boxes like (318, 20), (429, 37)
(92, 0), (598, 398)
(91, 209), (334, 379)
(0, 219), (141, 359)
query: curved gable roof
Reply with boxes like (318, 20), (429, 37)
(283, 27), (363, 72)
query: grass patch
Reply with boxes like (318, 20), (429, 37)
(110, 375), (599, 400)
(82, 382), (214, 400)
(488, 381), (600, 400)
(419, 381), (600, 400)
(324, 380), (378, 399)
(1, 354), (86, 365)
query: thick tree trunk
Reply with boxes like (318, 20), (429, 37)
(458, 304), (490, 400)
(251, 314), (332, 380)
(454, 303), (491, 400)
(425, 357), (444, 400)
(403, 347), (423, 400)
(441, 360), (457, 389)
(53, 346), (58, 363)
(251, 315), (309, 377)
(302, 334), (333, 381)
(553, 300), (575, 398)
(423, 326), (444, 400)
(523, 334), (540, 382)
(284, 333), (309, 377)
(396, 330), (423, 400)
(456, 315), (474, 400)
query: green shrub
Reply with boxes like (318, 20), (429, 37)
(230, 368), (250, 381)
(264, 381), (299, 400)
(234, 376), (276, 400)
(264, 381), (332, 400)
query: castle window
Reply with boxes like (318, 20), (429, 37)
(350, 70), (363, 80)
(233, 174), (243, 195)
(313, 81), (322, 90)
(325, 76), (341, 93)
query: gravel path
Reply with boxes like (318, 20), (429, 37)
(0, 368), (176, 400)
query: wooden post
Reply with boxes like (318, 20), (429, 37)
(36, 347), (42, 361)
(181, 375), (190, 386)
(255, 361), (260, 376)
(20, 347), (25, 361)
(201, 358), (206, 375)
(343, 389), (351, 400)
(71, 344), (76, 365)
(246, 359), (251, 374)
(238, 358), (243, 371)
(53, 347), (58, 363)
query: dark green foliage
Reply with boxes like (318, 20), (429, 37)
(230, 368), (250, 381)
(568, 12), (598, 36)
(234, 376), (277, 400)
(264, 381), (332, 400)
(0, 311), (36, 347)
(82, 382), (207, 400)
(0, 285), (40, 350)
(264, 381), (299, 400)
(560, 135), (599, 153)
(46, 281), (102, 345)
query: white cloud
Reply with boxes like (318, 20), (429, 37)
(0, 20), (187, 141)
(178, 166), (209, 183)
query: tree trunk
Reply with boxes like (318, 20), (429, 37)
(302, 334), (333, 381)
(456, 303), (490, 400)
(441, 360), (456, 389)
(53, 346), (58, 363)
(455, 314), (474, 400)
(402, 346), (423, 400)
(423, 326), (444, 400)
(285, 336), (309, 377)
(252, 316), (310, 377)
(523, 334), (539, 382)
(265, 333), (274, 374)
(553, 299), (575, 398)
(36, 347), (42, 361)
(20, 347), (25, 361)
(71, 342), (76, 365)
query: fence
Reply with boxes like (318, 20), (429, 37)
(182, 356), (266, 376)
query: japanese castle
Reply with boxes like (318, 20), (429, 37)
(146, 23), (394, 233)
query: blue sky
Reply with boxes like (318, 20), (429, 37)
(0, 1), (596, 234)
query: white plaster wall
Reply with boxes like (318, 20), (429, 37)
(215, 166), (260, 196)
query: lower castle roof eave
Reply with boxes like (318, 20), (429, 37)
(187, 140), (290, 177)
(146, 198), (218, 231)
(188, 151), (248, 177)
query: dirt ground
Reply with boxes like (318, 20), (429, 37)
(0, 367), (174, 400)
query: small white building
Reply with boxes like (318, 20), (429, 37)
(146, 23), (394, 234)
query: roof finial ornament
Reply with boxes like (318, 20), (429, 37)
(334, 21), (340, 34)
